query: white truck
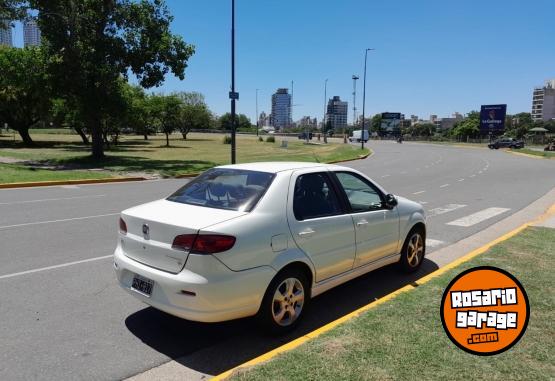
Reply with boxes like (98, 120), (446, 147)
(349, 129), (369, 143)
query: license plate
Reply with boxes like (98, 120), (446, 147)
(131, 274), (154, 296)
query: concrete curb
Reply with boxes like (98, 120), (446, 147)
(0, 177), (146, 189)
(327, 150), (373, 164)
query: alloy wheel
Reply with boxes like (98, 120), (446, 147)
(272, 278), (305, 326)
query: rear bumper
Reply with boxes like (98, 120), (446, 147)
(114, 246), (276, 322)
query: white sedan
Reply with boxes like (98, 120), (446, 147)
(114, 162), (426, 333)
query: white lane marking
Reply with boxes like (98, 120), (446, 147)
(470, 174), (476, 178)
(0, 194), (105, 206)
(478, 171), (483, 174)
(428, 204), (466, 217)
(439, 184), (450, 188)
(60, 185), (80, 189)
(0, 213), (119, 230)
(446, 207), (511, 227)
(418, 201), (428, 205)
(381, 174), (390, 178)
(426, 239), (445, 248)
(412, 190), (426, 195)
(0, 255), (113, 280)
(458, 178), (465, 182)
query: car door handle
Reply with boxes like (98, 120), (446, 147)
(356, 220), (369, 227)
(298, 229), (315, 236)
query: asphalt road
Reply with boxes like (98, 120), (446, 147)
(1, 142), (554, 380)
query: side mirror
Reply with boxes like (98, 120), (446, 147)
(384, 194), (398, 209)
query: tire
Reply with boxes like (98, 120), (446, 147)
(257, 268), (310, 334)
(399, 227), (426, 273)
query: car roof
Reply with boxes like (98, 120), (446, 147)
(216, 161), (346, 174)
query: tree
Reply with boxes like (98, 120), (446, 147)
(218, 113), (251, 131)
(148, 94), (181, 147)
(452, 111), (480, 139)
(122, 85), (150, 140)
(506, 112), (532, 138)
(411, 123), (435, 137)
(50, 98), (90, 144)
(171, 91), (211, 139)
(30, 0), (195, 159)
(178, 104), (211, 140)
(0, 46), (51, 145)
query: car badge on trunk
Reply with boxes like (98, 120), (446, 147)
(142, 224), (150, 240)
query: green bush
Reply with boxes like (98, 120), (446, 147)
(222, 135), (232, 144)
(258, 136), (263, 142)
(266, 136), (275, 143)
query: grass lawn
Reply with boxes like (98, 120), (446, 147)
(0, 132), (369, 181)
(515, 148), (555, 159)
(0, 163), (113, 183)
(230, 226), (555, 381)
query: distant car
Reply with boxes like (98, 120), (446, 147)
(349, 129), (369, 143)
(298, 132), (313, 140)
(488, 138), (524, 149)
(114, 162), (426, 333)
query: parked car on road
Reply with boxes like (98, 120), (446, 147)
(488, 137), (524, 149)
(114, 162), (426, 333)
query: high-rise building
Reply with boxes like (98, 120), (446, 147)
(325, 96), (348, 131)
(0, 20), (13, 47)
(271, 88), (291, 130)
(23, 19), (41, 47)
(297, 116), (318, 128)
(258, 111), (270, 127)
(532, 79), (555, 122)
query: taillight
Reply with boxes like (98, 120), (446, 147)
(193, 235), (236, 254)
(172, 234), (236, 254)
(119, 217), (127, 234)
(172, 234), (197, 251)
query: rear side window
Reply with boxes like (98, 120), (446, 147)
(293, 172), (342, 220)
(167, 168), (274, 212)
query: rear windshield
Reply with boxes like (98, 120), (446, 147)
(167, 168), (275, 212)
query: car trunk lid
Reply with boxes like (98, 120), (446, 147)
(120, 199), (246, 273)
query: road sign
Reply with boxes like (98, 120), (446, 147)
(229, 91), (239, 100)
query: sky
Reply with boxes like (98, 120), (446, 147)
(10, 0), (555, 123)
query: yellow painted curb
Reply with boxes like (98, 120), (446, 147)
(0, 177), (146, 189)
(211, 202), (555, 381)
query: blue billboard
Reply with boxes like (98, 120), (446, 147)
(480, 104), (507, 135)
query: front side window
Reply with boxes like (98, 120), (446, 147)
(293, 172), (342, 220)
(167, 168), (274, 212)
(335, 172), (383, 212)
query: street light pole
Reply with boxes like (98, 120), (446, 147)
(230, 0), (237, 164)
(352, 74), (359, 133)
(361, 48), (374, 150)
(323, 78), (328, 143)
(255, 88), (259, 136)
